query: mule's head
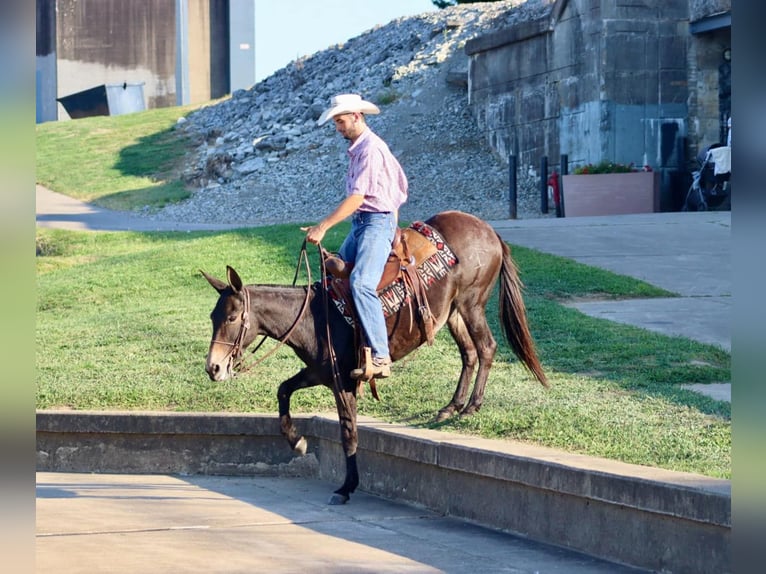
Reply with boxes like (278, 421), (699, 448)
(201, 266), (252, 382)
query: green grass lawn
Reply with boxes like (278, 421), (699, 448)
(35, 226), (731, 478)
(36, 103), (208, 211)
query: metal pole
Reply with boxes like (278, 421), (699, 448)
(540, 155), (548, 214)
(508, 155), (517, 219)
(559, 154), (568, 218)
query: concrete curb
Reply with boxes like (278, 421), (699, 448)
(37, 410), (730, 573)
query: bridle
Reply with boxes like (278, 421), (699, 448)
(212, 240), (314, 376)
(211, 239), (351, 404)
(211, 279), (252, 370)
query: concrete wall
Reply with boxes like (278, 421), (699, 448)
(228, 0), (256, 92)
(188, 0), (231, 103)
(465, 0), (729, 212)
(37, 411), (731, 574)
(37, 0), (231, 121)
(687, 26), (730, 152)
(209, 0), (231, 99)
(56, 0), (177, 116)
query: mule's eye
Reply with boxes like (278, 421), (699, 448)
(227, 314), (238, 323)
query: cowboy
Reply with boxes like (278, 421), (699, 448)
(302, 93), (409, 380)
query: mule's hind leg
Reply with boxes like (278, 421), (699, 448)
(436, 310), (479, 422)
(277, 368), (322, 455)
(455, 303), (498, 417)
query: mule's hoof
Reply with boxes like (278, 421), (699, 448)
(294, 436), (308, 456)
(435, 408), (456, 422)
(328, 493), (349, 505)
(460, 405), (479, 418)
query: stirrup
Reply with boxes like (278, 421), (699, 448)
(350, 347), (390, 380)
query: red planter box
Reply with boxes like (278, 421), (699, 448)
(562, 172), (660, 217)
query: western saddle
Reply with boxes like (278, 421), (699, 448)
(321, 227), (437, 390)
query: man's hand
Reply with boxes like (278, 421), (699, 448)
(301, 194), (363, 245)
(301, 224), (326, 245)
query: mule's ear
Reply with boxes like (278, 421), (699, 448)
(226, 265), (244, 293)
(200, 270), (228, 294)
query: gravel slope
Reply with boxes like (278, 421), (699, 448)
(148, 0), (552, 226)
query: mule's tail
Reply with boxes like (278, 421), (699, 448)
(497, 237), (548, 387)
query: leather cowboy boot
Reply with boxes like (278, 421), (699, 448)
(350, 347), (391, 380)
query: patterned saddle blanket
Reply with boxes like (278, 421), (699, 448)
(322, 220), (458, 326)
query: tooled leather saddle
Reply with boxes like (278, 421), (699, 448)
(322, 226), (438, 348)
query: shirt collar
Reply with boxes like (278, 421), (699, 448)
(348, 126), (371, 154)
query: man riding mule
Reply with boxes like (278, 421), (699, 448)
(203, 210), (548, 505)
(301, 93), (408, 381)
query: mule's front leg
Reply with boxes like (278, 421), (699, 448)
(329, 388), (359, 505)
(277, 369), (322, 455)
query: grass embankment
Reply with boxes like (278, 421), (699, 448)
(36, 105), (731, 479)
(36, 103), (209, 211)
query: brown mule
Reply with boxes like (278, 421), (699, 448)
(202, 210), (547, 505)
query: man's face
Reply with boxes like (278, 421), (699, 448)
(333, 112), (363, 141)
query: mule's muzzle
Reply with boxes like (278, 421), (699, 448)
(205, 350), (234, 382)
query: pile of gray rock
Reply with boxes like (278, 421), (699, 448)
(154, 0), (551, 227)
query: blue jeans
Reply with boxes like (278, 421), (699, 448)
(338, 211), (396, 359)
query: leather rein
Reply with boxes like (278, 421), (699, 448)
(222, 240), (314, 376)
(222, 240), (343, 399)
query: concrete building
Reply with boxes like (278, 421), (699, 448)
(465, 0), (731, 211)
(35, 0), (254, 122)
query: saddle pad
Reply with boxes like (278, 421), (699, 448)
(323, 221), (458, 326)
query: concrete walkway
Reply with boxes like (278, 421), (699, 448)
(36, 471), (646, 574)
(490, 212), (731, 402)
(490, 211), (730, 347)
(35, 184), (244, 232)
(36, 186), (731, 401)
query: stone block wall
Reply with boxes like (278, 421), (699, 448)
(687, 28), (730, 154)
(690, 0), (730, 22)
(466, 0), (716, 211)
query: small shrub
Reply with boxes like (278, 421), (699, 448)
(36, 235), (61, 257)
(376, 89), (399, 106)
(573, 160), (638, 175)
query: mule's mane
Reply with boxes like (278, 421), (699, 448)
(246, 283), (310, 292)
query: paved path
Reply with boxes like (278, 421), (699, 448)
(36, 186), (731, 401)
(490, 212), (731, 349)
(36, 472), (646, 574)
(490, 212), (731, 403)
(35, 185), (244, 232)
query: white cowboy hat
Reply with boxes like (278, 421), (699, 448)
(317, 93), (380, 126)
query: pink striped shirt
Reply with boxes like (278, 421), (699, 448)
(345, 128), (408, 213)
